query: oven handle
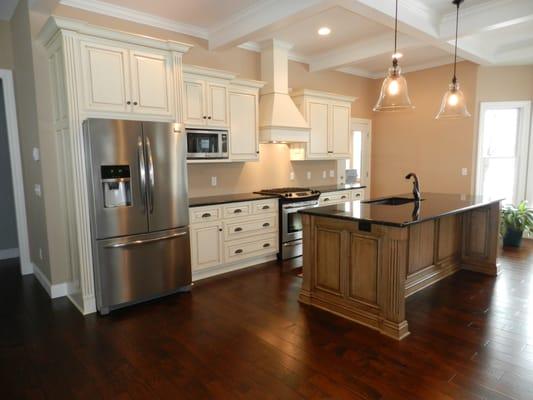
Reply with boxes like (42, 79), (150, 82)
(282, 202), (318, 210)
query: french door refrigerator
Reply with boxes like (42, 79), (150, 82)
(84, 119), (191, 314)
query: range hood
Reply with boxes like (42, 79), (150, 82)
(259, 40), (309, 143)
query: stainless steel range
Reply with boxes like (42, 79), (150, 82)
(254, 187), (320, 260)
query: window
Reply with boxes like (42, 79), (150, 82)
(343, 119), (371, 187)
(476, 102), (531, 205)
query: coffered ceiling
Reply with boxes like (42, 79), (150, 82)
(48, 0), (533, 78)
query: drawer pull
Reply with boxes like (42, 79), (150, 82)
(235, 249), (243, 254)
(234, 227), (243, 232)
(355, 194), (361, 197)
(233, 209), (242, 214)
(263, 243), (270, 248)
(324, 198), (330, 202)
(261, 205), (270, 210)
(262, 223), (270, 228)
(201, 213), (211, 218)
(341, 196), (347, 199)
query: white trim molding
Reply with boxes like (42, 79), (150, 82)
(0, 69), (32, 275)
(0, 248), (19, 260)
(32, 263), (68, 299)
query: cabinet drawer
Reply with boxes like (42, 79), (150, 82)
(190, 206), (222, 223)
(252, 199), (278, 214)
(223, 202), (252, 218)
(351, 189), (364, 201)
(224, 235), (278, 262)
(224, 215), (278, 241)
(319, 191), (351, 205)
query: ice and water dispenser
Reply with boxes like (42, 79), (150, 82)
(101, 165), (132, 208)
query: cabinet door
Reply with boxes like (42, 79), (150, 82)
(307, 101), (329, 159)
(183, 79), (206, 126)
(80, 41), (131, 113)
(190, 222), (223, 271)
(206, 83), (229, 127)
(330, 104), (351, 158)
(229, 91), (258, 160)
(129, 50), (174, 118)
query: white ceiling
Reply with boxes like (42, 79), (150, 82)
(53, 0), (533, 78)
(0, 0), (19, 20)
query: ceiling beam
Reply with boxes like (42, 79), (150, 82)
(208, 0), (336, 50)
(309, 33), (422, 72)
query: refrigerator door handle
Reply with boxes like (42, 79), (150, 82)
(145, 136), (155, 214)
(137, 136), (147, 211)
(104, 231), (187, 248)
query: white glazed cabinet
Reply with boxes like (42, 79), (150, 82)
(80, 40), (175, 118)
(183, 65), (235, 128)
(289, 89), (355, 160)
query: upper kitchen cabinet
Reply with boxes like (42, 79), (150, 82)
(183, 65), (235, 128)
(289, 90), (356, 160)
(229, 79), (265, 161)
(80, 40), (176, 119)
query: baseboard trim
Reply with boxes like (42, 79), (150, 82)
(0, 247), (19, 260)
(32, 263), (68, 299)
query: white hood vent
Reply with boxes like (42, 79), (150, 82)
(259, 40), (309, 143)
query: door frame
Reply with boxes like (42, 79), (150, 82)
(475, 101), (532, 203)
(0, 69), (32, 275)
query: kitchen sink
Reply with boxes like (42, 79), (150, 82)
(362, 197), (423, 206)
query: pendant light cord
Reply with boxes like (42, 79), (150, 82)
(393, 0), (399, 67)
(452, 0), (460, 84)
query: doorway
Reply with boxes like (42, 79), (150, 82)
(0, 69), (31, 275)
(340, 118), (371, 190)
(476, 101), (532, 205)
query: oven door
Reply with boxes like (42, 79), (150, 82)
(281, 201), (318, 243)
(186, 129), (228, 159)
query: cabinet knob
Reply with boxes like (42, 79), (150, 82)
(201, 213), (211, 218)
(208, 116), (212, 120)
(234, 227), (243, 232)
(262, 223), (270, 227)
(127, 101), (131, 105)
(218, 228), (223, 232)
(235, 249), (243, 254)
(133, 101), (138, 106)
(256, 151), (260, 154)
(203, 116), (207, 119)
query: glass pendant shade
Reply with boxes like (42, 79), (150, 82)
(373, 64), (414, 112)
(436, 80), (470, 119)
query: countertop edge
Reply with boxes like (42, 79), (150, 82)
(189, 193), (279, 208)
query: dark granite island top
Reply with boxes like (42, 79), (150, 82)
(298, 192), (502, 341)
(299, 192), (502, 227)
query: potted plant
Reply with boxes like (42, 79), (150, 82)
(500, 201), (533, 247)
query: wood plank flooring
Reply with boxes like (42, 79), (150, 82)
(1, 242), (533, 399)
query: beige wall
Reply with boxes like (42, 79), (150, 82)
(477, 66), (533, 102)
(371, 61), (479, 197)
(0, 21), (14, 70)
(10, 0), (52, 278)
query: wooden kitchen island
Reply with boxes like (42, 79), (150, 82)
(298, 193), (501, 340)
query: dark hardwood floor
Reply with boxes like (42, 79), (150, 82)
(1, 243), (533, 399)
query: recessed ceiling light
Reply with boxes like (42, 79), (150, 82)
(318, 27), (331, 36)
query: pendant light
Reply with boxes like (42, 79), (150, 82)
(436, 0), (471, 119)
(373, 0), (414, 112)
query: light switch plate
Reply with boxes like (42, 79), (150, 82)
(322, 170), (327, 179)
(461, 168), (468, 176)
(289, 172), (295, 181)
(329, 170), (335, 178)
(32, 147), (40, 161)
(211, 176), (217, 186)
(306, 171), (311, 180)
(34, 184), (42, 197)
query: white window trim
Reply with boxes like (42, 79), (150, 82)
(475, 101), (532, 204)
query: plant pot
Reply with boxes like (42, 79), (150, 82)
(503, 228), (523, 247)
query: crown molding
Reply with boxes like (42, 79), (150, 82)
(59, 0), (209, 39)
(336, 66), (379, 79)
(238, 41), (310, 64)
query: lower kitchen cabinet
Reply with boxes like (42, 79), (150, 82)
(189, 198), (279, 280)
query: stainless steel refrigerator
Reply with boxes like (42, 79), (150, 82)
(84, 119), (191, 314)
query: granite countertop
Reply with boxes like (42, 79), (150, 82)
(299, 192), (502, 227)
(189, 192), (277, 207)
(310, 183), (366, 193)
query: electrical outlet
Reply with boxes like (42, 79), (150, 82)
(32, 147), (40, 161)
(461, 168), (468, 176)
(329, 170), (335, 178)
(289, 172), (295, 181)
(39, 248), (43, 260)
(306, 171), (311, 180)
(322, 170), (327, 179)
(211, 176), (217, 186)
(34, 184), (42, 197)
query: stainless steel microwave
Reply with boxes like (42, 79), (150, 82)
(186, 128), (228, 159)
